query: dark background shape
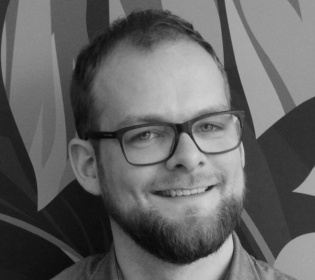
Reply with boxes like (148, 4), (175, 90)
(0, 1), (314, 279)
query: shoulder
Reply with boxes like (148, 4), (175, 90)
(230, 232), (297, 280)
(50, 253), (108, 280)
(248, 255), (297, 280)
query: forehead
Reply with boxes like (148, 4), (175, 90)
(93, 40), (228, 130)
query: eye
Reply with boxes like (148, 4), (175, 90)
(137, 131), (157, 141)
(128, 130), (161, 144)
(123, 125), (174, 148)
(199, 123), (216, 132)
(195, 123), (220, 133)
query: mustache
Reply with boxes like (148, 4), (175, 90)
(147, 173), (227, 191)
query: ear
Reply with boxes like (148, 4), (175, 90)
(240, 142), (245, 168)
(68, 138), (102, 195)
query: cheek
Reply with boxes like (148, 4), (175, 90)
(229, 152), (245, 195)
(213, 149), (244, 193)
(99, 145), (158, 205)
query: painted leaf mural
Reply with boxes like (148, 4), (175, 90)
(0, 1), (111, 279)
(0, 0), (314, 279)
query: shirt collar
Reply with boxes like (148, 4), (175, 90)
(225, 232), (260, 280)
(106, 232), (260, 280)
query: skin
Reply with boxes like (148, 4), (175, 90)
(69, 39), (245, 280)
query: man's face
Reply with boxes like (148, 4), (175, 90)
(93, 40), (245, 264)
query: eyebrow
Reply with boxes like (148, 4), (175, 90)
(116, 115), (167, 129)
(115, 105), (230, 129)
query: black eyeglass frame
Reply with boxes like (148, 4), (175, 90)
(84, 110), (245, 166)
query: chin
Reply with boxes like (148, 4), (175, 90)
(108, 187), (244, 264)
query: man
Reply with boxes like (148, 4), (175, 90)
(52, 9), (295, 280)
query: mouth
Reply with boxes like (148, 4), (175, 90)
(156, 186), (214, 197)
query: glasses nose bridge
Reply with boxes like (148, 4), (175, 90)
(173, 121), (195, 145)
(168, 121), (202, 164)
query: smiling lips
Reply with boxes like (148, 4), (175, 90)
(160, 186), (213, 197)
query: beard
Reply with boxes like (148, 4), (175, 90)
(98, 162), (245, 265)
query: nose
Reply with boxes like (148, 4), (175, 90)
(165, 133), (207, 172)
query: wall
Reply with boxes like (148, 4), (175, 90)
(0, 0), (314, 279)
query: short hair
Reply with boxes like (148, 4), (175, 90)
(71, 9), (230, 140)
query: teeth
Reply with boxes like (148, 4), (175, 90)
(161, 187), (208, 197)
(182, 190), (190, 196)
(190, 189), (198, 195)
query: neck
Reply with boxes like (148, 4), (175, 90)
(111, 221), (234, 280)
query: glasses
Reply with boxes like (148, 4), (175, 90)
(85, 110), (245, 166)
